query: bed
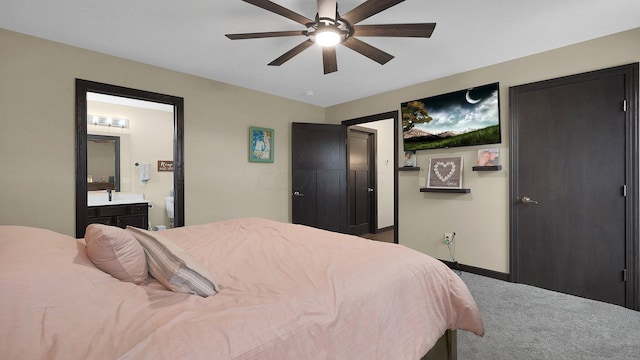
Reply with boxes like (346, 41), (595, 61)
(0, 217), (483, 359)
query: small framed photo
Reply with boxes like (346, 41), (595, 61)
(427, 156), (463, 189)
(476, 148), (500, 166)
(249, 126), (274, 163)
(403, 151), (417, 167)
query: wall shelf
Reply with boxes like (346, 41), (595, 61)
(420, 188), (471, 194)
(398, 166), (421, 172)
(472, 165), (502, 171)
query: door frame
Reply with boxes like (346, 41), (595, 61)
(508, 63), (639, 309)
(343, 110), (399, 244)
(75, 79), (185, 238)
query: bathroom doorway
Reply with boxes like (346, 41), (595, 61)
(75, 79), (184, 238)
(87, 93), (175, 230)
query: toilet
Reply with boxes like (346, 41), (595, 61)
(164, 196), (174, 228)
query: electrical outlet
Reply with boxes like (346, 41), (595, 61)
(444, 233), (454, 245)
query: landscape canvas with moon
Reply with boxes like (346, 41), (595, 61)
(402, 82), (501, 151)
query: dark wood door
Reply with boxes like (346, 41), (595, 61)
(291, 123), (347, 233)
(348, 128), (375, 235)
(510, 64), (638, 307)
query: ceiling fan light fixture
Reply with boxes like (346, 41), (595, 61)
(314, 27), (341, 47)
(226, 1), (435, 73)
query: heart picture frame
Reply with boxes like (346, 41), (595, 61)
(427, 156), (463, 189)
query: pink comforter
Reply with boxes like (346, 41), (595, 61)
(0, 218), (483, 359)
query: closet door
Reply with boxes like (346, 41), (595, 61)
(510, 64), (638, 308)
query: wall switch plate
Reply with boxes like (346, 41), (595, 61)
(444, 233), (454, 245)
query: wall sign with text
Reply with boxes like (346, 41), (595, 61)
(157, 160), (174, 172)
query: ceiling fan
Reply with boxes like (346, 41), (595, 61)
(225, 0), (436, 74)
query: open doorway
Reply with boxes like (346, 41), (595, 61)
(75, 79), (185, 238)
(348, 126), (377, 236)
(86, 93), (175, 230)
(343, 111), (398, 244)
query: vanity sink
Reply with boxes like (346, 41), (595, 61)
(88, 191), (149, 207)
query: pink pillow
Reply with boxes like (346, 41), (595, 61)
(85, 224), (148, 285)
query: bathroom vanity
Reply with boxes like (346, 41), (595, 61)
(87, 192), (149, 230)
(87, 203), (148, 229)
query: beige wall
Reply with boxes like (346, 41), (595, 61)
(326, 27), (640, 273)
(0, 28), (325, 236)
(2, 26), (639, 274)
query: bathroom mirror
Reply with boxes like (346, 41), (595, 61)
(75, 79), (185, 238)
(87, 134), (120, 191)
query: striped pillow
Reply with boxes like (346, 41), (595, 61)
(126, 227), (218, 297)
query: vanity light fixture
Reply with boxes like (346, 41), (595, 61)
(88, 115), (129, 128)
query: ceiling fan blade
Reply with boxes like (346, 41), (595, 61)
(342, 37), (394, 65)
(354, 23), (436, 38)
(317, 0), (337, 20)
(341, 0), (406, 25)
(243, 0), (313, 26)
(322, 46), (338, 74)
(268, 39), (314, 66)
(226, 30), (306, 40)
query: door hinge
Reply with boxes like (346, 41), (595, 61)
(623, 99), (627, 112)
(623, 269), (628, 282)
(622, 185), (627, 197)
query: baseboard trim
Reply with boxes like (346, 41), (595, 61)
(439, 259), (510, 282)
(375, 225), (394, 234)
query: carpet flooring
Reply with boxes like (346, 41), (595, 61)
(457, 272), (640, 359)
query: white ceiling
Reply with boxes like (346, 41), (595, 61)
(2, 0), (639, 107)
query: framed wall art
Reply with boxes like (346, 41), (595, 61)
(427, 156), (463, 189)
(402, 82), (501, 151)
(249, 126), (274, 163)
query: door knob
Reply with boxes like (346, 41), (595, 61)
(293, 191), (304, 197)
(521, 196), (539, 205)
(367, 187), (374, 192)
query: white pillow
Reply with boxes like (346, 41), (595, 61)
(84, 224), (148, 284)
(126, 227), (218, 297)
